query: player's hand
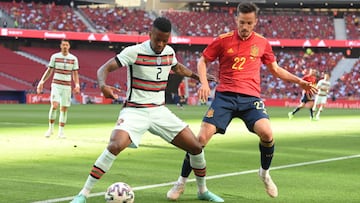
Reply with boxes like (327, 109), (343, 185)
(73, 86), (80, 94)
(36, 82), (43, 94)
(100, 85), (121, 100)
(197, 84), (210, 103)
(300, 80), (317, 97)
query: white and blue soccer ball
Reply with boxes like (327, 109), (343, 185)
(105, 182), (135, 203)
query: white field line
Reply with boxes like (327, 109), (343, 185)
(32, 154), (360, 203)
(0, 122), (43, 126)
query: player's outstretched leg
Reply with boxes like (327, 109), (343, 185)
(190, 151), (224, 202)
(70, 149), (116, 203)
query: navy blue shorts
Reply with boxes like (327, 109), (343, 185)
(300, 92), (314, 103)
(203, 91), (269, 134)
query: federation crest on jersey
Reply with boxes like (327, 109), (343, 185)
(206, 108), (214, 118)
(156, 56), (162, 65)
(116, 118), (124, 126)
(250, 45), (259, 60)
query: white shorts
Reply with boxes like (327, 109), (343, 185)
(314, 95), (328, 105)
(51, 84), (72, 107)
(114, 106), (187, 148)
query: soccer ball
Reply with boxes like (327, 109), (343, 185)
(105, 182), (135, 203)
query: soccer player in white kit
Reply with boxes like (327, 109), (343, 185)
(312, 72), (331, 120)
(70, 17), (223, 203)
(37, 39), (80, 138)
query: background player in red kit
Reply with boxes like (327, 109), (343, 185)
(176, 79), (186, 109)
(288, 68), (318, 120)
(167, 2), (317, 201)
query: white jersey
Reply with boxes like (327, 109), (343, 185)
(48, 52), (79, 89)
(316, 79), (331, 97)
(116, 40), (177, 107)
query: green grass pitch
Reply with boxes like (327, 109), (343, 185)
(0, 104), (359, 203)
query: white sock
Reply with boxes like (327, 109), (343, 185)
(59, 110), (67, 124)
(48, 107), (57, 130)
(79, 188), (90, 197)
(260, 167), (270, 177)
(79, 149), (116, 197)
(49, 123), (54, 131)
(58, 126), (64, 135)
(177, 176), (188, 184)
(189, 151), (207, 193)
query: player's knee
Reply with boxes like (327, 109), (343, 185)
(187, 143), (203, 155)
(198, 135), (210, 146)
(108, 131), (131, 155)
(257, 130), (273, 142)
(261, 136), (273, 143)
(107, 142), (124, 155)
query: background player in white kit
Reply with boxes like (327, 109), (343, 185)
(37, 39), (80, 138)
(312, 72), (331, 120)
(70, 17), (223, 203)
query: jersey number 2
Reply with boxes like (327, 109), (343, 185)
(156, 67), (162, 80)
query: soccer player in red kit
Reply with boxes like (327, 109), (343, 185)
(167, 2), (317, 201)
(288, 68), (317, 120)
(177, 79), (186, 109)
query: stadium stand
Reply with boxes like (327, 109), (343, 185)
(0, 1), (88, 32)
(79, 6), (153, 34)
(162, 10), (335, 39)
(0, 1), (358, 101)
(331, 59), (360, 99)
(0, 45), (45, 92)
(0, 73), (33, 90)
(345, 12), (360, 40)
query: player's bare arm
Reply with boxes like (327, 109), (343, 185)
(172, 63), (217, 82)
(72, 70), (80, 94)
(171, 63), (199, 79)
(197, 55), (211, 102)
(37, 67), (54, 94)
(97, 58), (122, 99)
(266, 62), (317, 95)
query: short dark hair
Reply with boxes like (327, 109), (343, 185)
(153, 17), (172, 33)
(237, 2), (259, 17)
(61, 39), (70, 44)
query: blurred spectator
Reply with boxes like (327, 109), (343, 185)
(3, 19), (7, 28)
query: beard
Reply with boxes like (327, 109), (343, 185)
(239, 29), (250, 38)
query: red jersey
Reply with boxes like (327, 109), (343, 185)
(301, 73), (317, 98)
(203, 31), (276, 97)
(302, 74), (317, 85)
(178, 81), (185, 96)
